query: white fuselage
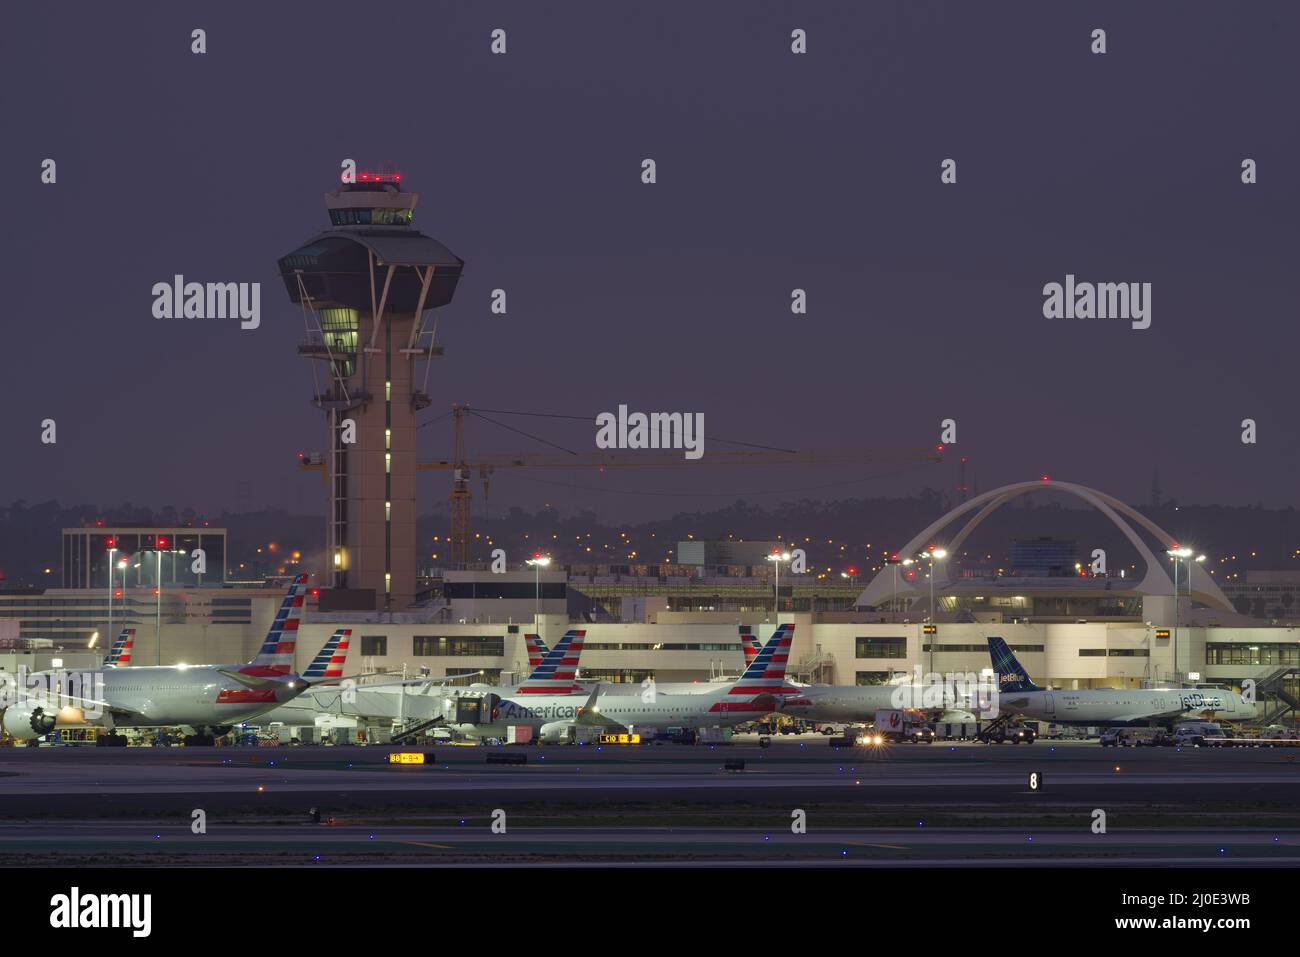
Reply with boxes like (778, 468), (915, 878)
(80, 665), (304, 729)
(585, 688), (773, 733)
(997, 687), (1257, 726)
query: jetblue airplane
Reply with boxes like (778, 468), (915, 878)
(987, 636), (1256, 726)
(1, 575), (351, 744)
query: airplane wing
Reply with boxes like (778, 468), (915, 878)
(576, 684), (621, 728)
(217, 669), (294, 690)
(23, 690), (149, 725)
(319, 672), (488, 691)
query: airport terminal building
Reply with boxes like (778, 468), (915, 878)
(1, 483), (1297, 726)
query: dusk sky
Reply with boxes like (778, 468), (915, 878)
(4, 1), (1297, 522)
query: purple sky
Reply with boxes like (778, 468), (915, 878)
(4, 1), (1297, 522)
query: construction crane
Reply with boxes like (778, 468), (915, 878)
(300, 405), (944, 565)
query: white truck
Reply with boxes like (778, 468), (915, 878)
(867, 709), (935, 744)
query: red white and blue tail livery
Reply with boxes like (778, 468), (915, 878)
(523, 633), (547, 669)
(515, 629), (585, 694)
(302, 629), (352, 682)
(104, 628), (135, 668)
(243, 573), (310, 676)
(710, 623), (796, 714)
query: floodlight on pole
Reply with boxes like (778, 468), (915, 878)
(767, 550), (793, 620)
(525, 553), (552, 620)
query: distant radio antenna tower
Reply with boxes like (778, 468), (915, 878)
(234, 480), (253, 514)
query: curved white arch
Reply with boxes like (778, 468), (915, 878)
(856, 479), (1231, 612)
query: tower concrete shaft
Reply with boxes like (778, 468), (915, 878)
(278, 171), (463, 610)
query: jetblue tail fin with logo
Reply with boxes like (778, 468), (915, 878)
(104, 628), (135, 668)
(243, 574), (311, 676)
(987, 636), (1041, 693)
(303, 629), (352, 683)
(516, 629), (585, 694)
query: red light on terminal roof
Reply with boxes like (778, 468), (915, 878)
(309, 588), (320, 597)
(105, 536), (116, 549)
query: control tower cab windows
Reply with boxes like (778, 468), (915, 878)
(328, 207), (413, 227)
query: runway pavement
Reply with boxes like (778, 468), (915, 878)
(1, 738), (1296, 864)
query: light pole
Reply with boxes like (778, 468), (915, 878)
(153, 535), (172, 665)
(918, 548), (948, 674)
(766, 550), (792, 621)
(898, 558), (914, 620)
(525, 553), (551, 623)
(1165, 546), (1205, 685)
(106, 540), (118, 649)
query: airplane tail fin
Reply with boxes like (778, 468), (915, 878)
(523, 633), (549, 669)
(244, 574), (311, 675)
(987, 636), (1040, 693)
(104, 628), (135, 668)
(516, 629), (585, 694)
(739, 625), (761, 667)
(303, 629), (352, 683)
(727, 623), (795, 694)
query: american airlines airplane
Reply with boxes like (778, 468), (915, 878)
(576, 624), (798, 737)
(438, 625), (795, 742)
(987, 636), (1257, 726)
(522, 627), (757, 694)
(253, 628), (592, 732)
(0, 575), (352, 746)
(725, 632), (978, 727)
(531, 627), (973, 728)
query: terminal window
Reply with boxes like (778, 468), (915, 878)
(855, 637), (906, 659)
(412, 635), (505, 657)
(360, 635), (387, 656)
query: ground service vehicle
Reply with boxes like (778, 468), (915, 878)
(871, 709), (936, 743)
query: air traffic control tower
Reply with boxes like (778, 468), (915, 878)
(278, 171), (463, 611)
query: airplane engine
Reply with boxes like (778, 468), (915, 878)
(539, 721), (574, 744)
(2, 706), (57, 740)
